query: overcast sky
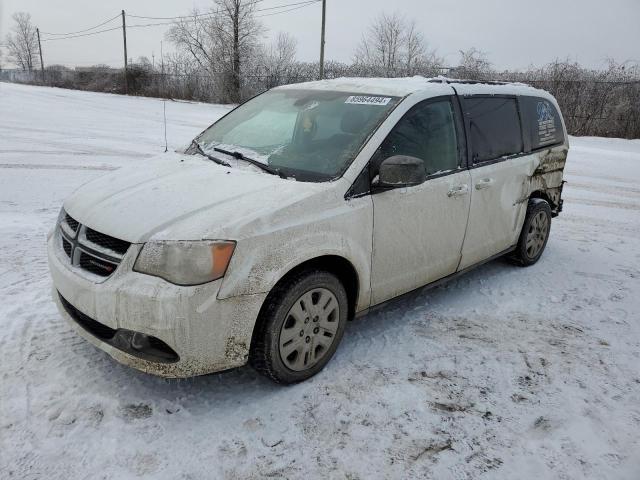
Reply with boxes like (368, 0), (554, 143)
(1, 0), (639, 70)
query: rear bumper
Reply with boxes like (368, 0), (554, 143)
(557, 181), (566, 215)
(550, 181), (566, 218)
(48, 229), (267, 378)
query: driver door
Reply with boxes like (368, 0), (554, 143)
(370, 97), (471, 305)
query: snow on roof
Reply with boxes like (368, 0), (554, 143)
(275, 75), (552, 100)
(449, 79), (554, 101)
(275, 76), (446, 96)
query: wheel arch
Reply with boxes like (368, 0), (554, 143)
(249, 255), (360, 351)
(529, 189), (555, 209)
(266, 255), (359, 320)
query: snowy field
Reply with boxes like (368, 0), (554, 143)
(1, 82), (639, 479)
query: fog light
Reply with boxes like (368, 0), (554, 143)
(130, 332), (150, 351)
(112, 329), (179, 363)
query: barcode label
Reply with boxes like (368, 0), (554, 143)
(345, 96), (392, 106)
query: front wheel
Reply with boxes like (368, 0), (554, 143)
(249, 270), (348, 384)
(510, 198), (552, 266)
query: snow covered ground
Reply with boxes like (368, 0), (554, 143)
(1, 82), (639, 479)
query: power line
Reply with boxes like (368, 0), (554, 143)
(122, 1), (320, 30)
(127, 0), (268, 20)
(40, 13), (121, 36)
(128, 0), (319, 22)
(127, 13), (213, 21)
(33, 0), (324, 76)
(128, 21), (189, 29)
(39, 1), (321, 41)
(129, 10), (226, 21)
(41, 26), (122, 42)
(256, 1), (320, 17)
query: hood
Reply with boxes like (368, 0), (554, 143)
(64, 154), (326, 243)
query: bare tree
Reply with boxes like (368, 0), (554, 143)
(271, 32), (297, 69)
(403, 21), (424, 74)
(261, 32), (297, 85)
(214, 0), (263, 100)
(456, 48), (492, 80)
(134, 56), (153, 71)
(354, 12), (442, 77)
(248, 32), (298, 88)
(354, 12), (405, 75)
(403, 21), (443, 76)
(166, 10), (217, 73)
(5, 12), (39, 72)
(166, 1), (263, 101)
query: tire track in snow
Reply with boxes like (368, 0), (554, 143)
(564, 196), (640, 211)
(0, 163), (116, 171)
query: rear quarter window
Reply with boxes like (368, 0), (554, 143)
(520, 96), (565, 150)
(463, 96), (523, 163)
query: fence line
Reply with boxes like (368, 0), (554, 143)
(1, 66), (639, 139)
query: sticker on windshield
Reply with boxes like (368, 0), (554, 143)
(345, 96), (392, 106)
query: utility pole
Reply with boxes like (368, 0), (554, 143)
(319, 0), (326, 80)
(36, 28), (45, 83)
(121, 10), (128, 94)
(160, 42), (165, 75)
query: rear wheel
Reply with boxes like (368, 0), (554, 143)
(249, 270), (348, 384)
(510, 198), (552, 266)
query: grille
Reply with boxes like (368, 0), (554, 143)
(59, 293), (117, 340)
(62, 237), (72, 258)
(79, 251), (118, 277)
(65, 213), (79, 232)
(58, 209), (130, 279)
(85, 228), (131, 255)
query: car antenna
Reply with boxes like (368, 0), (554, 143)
(163, 101), (168, 153)
(161, 40), (168, 153)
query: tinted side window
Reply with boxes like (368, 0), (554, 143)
(378, 100), (459, 176)
(465, 97), (523, 163)
(520, 96), (564, 149)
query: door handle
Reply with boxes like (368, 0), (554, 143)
(475, 178), (495, 190)
(447, 185), (469, 197)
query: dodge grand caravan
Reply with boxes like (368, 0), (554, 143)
(48, 77), (568, 384)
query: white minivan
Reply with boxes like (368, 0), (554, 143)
(48, 77), (568, 383)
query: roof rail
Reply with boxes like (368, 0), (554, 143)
(427, 77), (513, 86)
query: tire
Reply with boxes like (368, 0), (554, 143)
(249, 269), (348, 384)
(510, 198), (552, 266)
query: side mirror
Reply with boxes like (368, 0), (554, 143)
(377, 155), (426, 189)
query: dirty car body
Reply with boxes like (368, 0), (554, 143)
(47, 77), (568, 380)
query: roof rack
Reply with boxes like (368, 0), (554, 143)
(427, 77), (512, 86)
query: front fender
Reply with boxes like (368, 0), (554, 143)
(217, 195), (373, 313)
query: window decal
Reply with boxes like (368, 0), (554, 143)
(520, 96), (564, 150)
(537, 101), (558, 146)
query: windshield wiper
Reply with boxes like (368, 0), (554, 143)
(213, 147), (286, 178)
(191, 140), (231, 167)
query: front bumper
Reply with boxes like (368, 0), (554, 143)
(47, 229), (267, 378)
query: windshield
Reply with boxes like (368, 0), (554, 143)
(195, 89), (401, 182)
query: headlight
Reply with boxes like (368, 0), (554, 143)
(134, 240), (236, 286)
